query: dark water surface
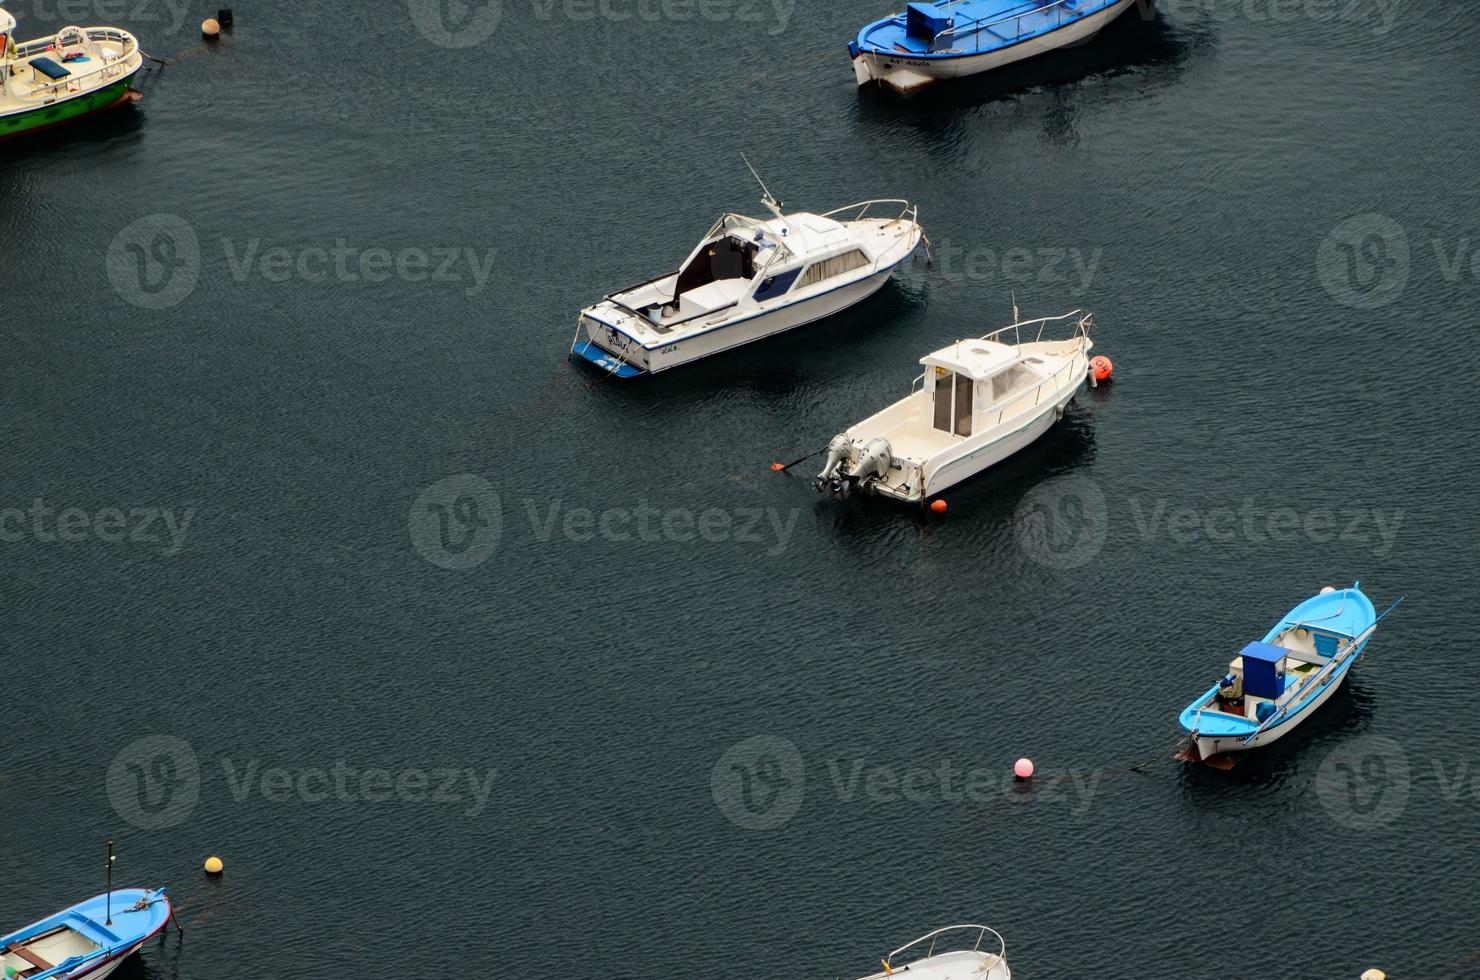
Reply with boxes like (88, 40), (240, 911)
(4, 1), (1479, 977)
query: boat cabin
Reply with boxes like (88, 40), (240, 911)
(920, 340), (1045, 439)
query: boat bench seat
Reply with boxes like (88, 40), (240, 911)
(29, 56), (71, 81)
(6, 943), (56, 975)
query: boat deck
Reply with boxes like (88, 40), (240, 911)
(0, 29), (139, 114)
(860, 0), (1114, 57)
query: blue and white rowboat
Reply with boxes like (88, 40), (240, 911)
(849, 0), (1141, 93)
(1178, 584), (1399, 761)
(2, 888), (170, 980)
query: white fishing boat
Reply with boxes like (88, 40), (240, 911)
(570, 164), (923, 378)
(849, 0), (1140, 94)
(815, 310), (1095, 505)
(852, 925), (1010, 980)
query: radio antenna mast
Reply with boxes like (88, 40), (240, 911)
(741, 152), (785, 221)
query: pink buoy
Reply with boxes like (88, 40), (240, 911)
(1013, 758), (1034, 780)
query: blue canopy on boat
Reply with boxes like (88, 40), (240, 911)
(29, 55), (70, 80)
(1240, 641), (1287, 700)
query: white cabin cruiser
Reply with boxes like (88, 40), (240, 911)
(852, 925), (1010, 980)
(817, 311), (1094, 505)
(571, 183), (923, 378)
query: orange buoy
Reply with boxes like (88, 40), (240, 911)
(770, 462), (785, 471)
(930, 499), (947, 514)
(1090, 355), (1114, 382)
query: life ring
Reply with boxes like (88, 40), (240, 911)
(55, 26), (88, 60)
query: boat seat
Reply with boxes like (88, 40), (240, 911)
(6, 944), (56, 975)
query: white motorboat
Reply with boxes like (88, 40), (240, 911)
(852, 925), (1010, 980)
(570, 167), (923, 378)
(816, 310), (1095, 505)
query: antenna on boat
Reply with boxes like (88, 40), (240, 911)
(741, 152), (785, 221)
(105, 837), (115, 925)
(1011, 290), (1019, 324)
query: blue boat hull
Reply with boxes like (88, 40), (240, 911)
(2, 888), (170, 980)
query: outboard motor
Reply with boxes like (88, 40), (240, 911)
(850, 438), (893, 489)
(814, 433), (851, 492)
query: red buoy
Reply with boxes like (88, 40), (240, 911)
(930, 499), (948, 515)
(1091, 355), (1114, 382)
(770, 462), (785, 471)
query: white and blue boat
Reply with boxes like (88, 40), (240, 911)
(1179, 584), (1399, 762)
(2, 888), (170, 980)
(571, 164), (923, 378)
(849, 0), (1140, 93)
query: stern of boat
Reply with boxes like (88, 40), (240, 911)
(570, 308), (650, 379)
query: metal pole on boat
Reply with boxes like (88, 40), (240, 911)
(105, 837), (114, 924)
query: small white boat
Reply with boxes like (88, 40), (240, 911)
(853, 925), (1010, 980)
(570, 166), (923, 378)
(816, 310), (1095, 505)
(849, 0), (1140, 94)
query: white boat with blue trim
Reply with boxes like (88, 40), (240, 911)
(570, 170), (922, 378)
(1179, 584), (1400, 762)
(850, 0), (1140, 93)
(2, 887), (170, 980)
(854, 925), (1010, 980)
(815, 310), (1094, 505)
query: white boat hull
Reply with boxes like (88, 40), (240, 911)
(580, 254), (910, 375)
(852, 0), (1140, 93)
(922, 374), (1084, 498)
(1194, 669), (1350, 759)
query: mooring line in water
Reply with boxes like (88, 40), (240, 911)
(769, 445), (826, 474)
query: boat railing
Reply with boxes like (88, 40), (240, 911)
(910, 310), (1090, 397)
(10, 28), (140, 100)
(883, 924), (1007, 973)
(821, 199), (917, 226)
(939, 0), (1103, 53)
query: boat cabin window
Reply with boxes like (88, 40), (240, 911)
(674, 236), (758, 297)
(798, 249), (870, 289)
(931, 367), (974, 437)
(989, 364), (1036, 403)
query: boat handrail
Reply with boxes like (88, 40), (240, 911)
(883, 924), (1007, 970)
(820, 199), (917, 225)
(937, 0), (1095, 51)
(976, 309), (1089, 349)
